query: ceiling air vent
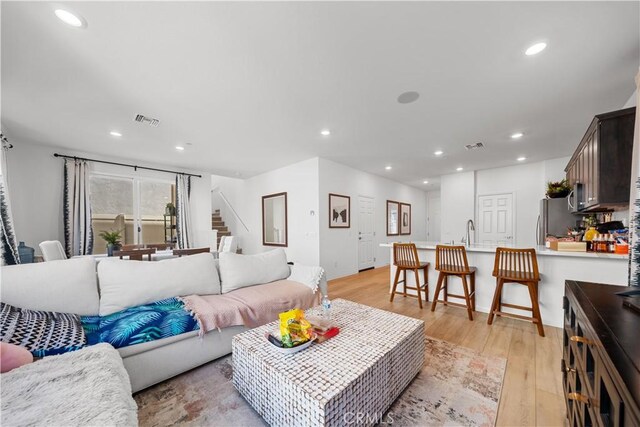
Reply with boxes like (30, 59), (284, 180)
(465, 142), (484, 150)
(134, 114), (160, 127)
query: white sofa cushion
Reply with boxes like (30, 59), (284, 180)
(97, 253), (220, 316)
(0, 257), (99, 316)
(219, 249), (290, 293)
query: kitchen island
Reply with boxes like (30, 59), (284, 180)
(380, 242), (629, 328)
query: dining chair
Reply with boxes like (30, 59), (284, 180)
(173, 247), (211, 257)
(39, 240), (67, 261)
(488, 247), (544, 336)
(390, 243), (429, 309)
(220, 236), (237, 253)
(217, 236), (227, 253)
(431, 245), (477, 320)
(113, 248), (156, 261)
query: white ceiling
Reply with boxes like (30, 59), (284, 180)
(2, 1), (638, 190)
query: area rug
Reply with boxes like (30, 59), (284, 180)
(135, 337), (506, 426)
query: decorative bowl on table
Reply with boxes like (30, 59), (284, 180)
(264, 332), (317, 354)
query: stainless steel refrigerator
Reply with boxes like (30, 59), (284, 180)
(537, 198), (582, 245)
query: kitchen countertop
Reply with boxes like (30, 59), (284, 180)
(379, 241), (628, 259)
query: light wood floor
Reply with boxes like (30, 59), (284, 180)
(328, 266), (566, 427)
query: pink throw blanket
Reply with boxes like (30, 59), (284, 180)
(181, 280), (319, 336)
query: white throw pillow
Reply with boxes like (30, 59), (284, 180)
(1, 257), (99, 315)
(97, 253), (220, 316)
(219, 249), (290, 293)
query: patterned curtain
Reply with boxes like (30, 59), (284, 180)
(64, 159), (93, 257)
(0, 140), (20, 265)
(628, 70), (640, 286)
(175, 174), (193, 249)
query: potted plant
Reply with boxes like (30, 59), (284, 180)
(99, 229), (122, 256)
(165, 202), (176, 216)
(546, 179), (572, 199)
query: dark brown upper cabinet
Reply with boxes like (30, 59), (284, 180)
(565, 107), (636, 212)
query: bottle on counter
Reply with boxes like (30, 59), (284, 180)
(608, 235), (616, 253)
(594, 235), (603, 253)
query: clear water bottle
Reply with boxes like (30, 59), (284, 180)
(321, 295), (332, 318)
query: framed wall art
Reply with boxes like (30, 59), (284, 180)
(329, 193), (350, 228)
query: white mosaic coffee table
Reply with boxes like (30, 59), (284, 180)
(232, 299), (425, 426)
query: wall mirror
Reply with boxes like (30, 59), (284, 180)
(387, 200), (399, 236)
(262, 192), (288, 246)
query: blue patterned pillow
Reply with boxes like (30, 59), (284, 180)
(96, 297), (199, 348)
(0, 302), (87, 357)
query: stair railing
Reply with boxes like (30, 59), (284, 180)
(212, 189), (250, 233)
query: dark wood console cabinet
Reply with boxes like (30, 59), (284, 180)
(565, 107), (635, 212)
(563, 280), (640, 426)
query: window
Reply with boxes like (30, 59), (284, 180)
(90, 174), (175, 254)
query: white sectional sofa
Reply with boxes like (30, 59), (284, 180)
(1, 250), (325, 392)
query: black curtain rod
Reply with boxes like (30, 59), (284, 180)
(53, 153), (202, 178)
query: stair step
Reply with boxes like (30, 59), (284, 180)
(212, 220), (225, 226)
(213, 225), (228, 232)
(217, 231), (231, 237)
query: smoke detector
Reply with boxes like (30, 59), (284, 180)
(465, 142), (484, 150)
(134, 114), (160, 127)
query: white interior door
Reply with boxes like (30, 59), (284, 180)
(358, 196), (375, 271)
(427, 196), (441, 241)
(477, 193), (514, 246)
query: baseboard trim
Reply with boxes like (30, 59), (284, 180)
(358, 267), (375, 273)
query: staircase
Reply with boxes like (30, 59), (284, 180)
(212, 209), (231, 248)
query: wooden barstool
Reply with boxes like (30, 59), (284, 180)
(430, 245), (476, 320)
(488, 247), (544, 337)
(390, 243), (429, 309)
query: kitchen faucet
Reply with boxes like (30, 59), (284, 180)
(463, 219), (475, 247)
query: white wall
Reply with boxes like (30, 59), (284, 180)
(440, 171), (475, 244)
(232, 157), (320, 266)
(623, 89), (637, 108)
(6, 140), (212, 255)
(318, 158), (427, 280)
(439, 157), (571, 247)
(476, 162), (545, 247)
(426, 190), (441, 241)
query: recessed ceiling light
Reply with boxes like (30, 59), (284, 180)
(434, 150), (444, 156)
(320, 129), (331, 136)
(517, 156), (526, 162)
(54, 9), (85, 28)
(456, 167), (464, 172)
(175, 146), (185, 151)
(385, 166), (392, 170)
(397, 91), (420, 104)
(423, 180), (429, 184)
(109, 131), (122, 137)
(525, 42), (547, 56)
(511, 132), (524, 139)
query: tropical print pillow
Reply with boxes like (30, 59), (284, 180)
(91, 297), (199, 348)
